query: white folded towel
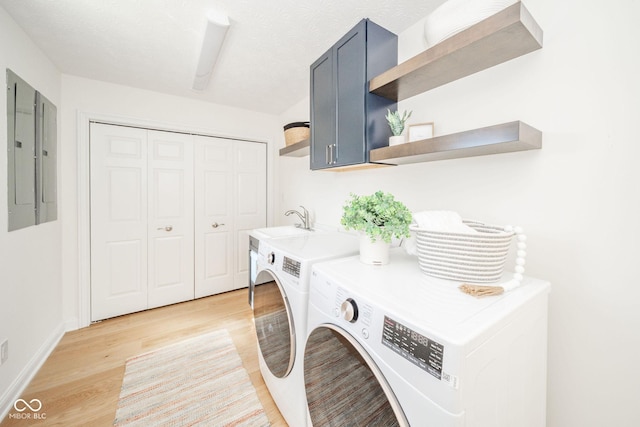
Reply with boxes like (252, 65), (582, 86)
(412, 211), (478, 234)
(403, 210), (479, 255)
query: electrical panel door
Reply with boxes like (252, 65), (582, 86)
(36, 92), (58, 223)
(7, 69), (37, 231)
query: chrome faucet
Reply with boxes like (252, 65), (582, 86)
(285, 205), (311, 230)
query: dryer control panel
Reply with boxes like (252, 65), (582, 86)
(382, 315), (444, 380)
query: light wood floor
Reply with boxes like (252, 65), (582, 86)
(1, 289), (287, 426)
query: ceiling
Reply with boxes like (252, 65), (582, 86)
(0, 0), (445, 114)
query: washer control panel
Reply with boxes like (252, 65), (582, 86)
(382, 315), (444, 380)
(282, 256), (301, 278)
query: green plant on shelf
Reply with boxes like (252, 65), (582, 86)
(385, 109), (412, 136)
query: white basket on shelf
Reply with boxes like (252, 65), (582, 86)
(410, 220), (516, 283)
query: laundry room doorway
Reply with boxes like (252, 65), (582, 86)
(89, 122), (266, 321)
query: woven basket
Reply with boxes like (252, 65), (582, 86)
(284, 122), (310, 146)
(410, 220), (515, 283)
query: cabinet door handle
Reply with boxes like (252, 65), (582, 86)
(332, 144), (337, 164)
(212, 222), (225, 228)
(325, 145), (330, 165)
(157, 226), (173, 232)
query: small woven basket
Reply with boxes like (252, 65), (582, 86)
(284, 122), (310, 146)
(410, 220), (515, 283)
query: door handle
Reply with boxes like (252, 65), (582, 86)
(157, 226), (173, 231)
(211, 222), (225, 228)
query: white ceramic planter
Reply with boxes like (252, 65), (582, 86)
(359, 233), (390, 265)
(389, 135), (405, 146)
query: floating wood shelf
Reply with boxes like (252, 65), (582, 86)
(369, 121), (541, 165)
(279, 138), (310, 157)
(369, 2), (543, 101)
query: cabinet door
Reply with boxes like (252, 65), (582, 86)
(147, 130), (195, 309)
(334, 21), (367, 167)
(90, 123), (148, 321)
(310, 50), (335, 170)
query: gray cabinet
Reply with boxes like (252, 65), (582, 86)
(310, 19), (397, 170)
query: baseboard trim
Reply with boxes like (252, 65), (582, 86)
(0, 322), (65, 421)
(64, 317), (80, 332)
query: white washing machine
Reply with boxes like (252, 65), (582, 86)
(304, 249), (550, 426)
(250, 230), (359, 427)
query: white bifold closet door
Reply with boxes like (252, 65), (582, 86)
(233, 139), (267, 290)
(147, 130), (194, 309)
(90, 123), (266, 321)
(90, 124), (195, 321)
(194, 137), (267, 297)
(90, 124), (149, 320)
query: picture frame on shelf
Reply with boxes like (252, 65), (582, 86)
(408, 122), (434, 142)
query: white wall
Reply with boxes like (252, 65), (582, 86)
(0, 5), (64, 417)
(277, 0), (640, 426)
(60, 75), (282, 328)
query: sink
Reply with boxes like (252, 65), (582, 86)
(252, 226), (314, 239)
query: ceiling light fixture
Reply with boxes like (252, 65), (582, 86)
(192, 11), (230, 91)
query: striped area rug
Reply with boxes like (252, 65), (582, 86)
(114, 329), (270, 426)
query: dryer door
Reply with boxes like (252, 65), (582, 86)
(253, 269), (295, 378)
(304, 325), (409, 426)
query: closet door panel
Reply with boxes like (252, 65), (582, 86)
(234, 141), (267, 288)
(204, 232), (230, 276)
(147, 130), (194, 309)
(90, 123), (148, 321)
(194, 136), (234, 298)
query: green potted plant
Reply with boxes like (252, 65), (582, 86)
(341, 191), (412, 265)
(385, 109), (412, 146)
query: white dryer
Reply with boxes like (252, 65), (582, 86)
(251, 231), (358, 427)
(304, 249), (550, 426)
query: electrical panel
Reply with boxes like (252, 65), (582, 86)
(6, 69), (57, 231)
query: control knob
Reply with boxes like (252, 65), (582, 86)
(267, 252), (275, 265)
(340, 298), (359, 323)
